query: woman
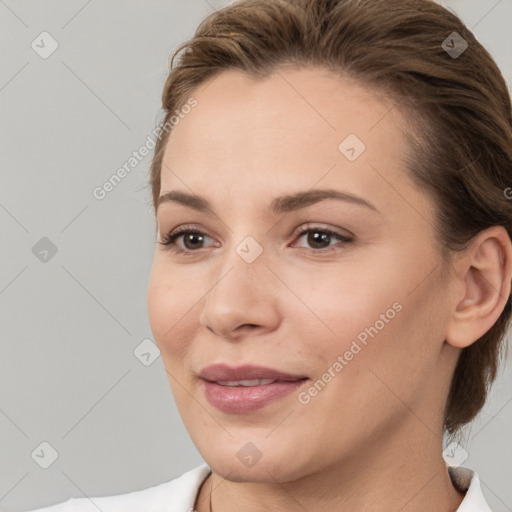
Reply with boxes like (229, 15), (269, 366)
(26, 0), (512, 510)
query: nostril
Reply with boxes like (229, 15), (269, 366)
(237, 324), (259, 330)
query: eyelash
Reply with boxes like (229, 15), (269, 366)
(158, 224), (353, 255)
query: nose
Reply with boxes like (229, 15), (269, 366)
(198, 241), (280, 340)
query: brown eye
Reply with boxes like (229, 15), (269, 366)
(159, 227), (213, 253)
(293, 226), (353, 252)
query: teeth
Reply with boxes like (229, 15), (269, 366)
(216, 379), (277, 387)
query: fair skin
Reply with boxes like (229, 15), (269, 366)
(147, 66), (512, 512)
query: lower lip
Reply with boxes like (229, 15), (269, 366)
(201, 379), (308, 414)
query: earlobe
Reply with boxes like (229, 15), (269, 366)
(445, 226), (512, 349)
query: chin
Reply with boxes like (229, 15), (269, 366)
(208, 459), (283, 483)
(202, 445), (310, 484)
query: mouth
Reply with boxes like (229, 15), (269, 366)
(198, 363), (308, 383)
(198, 364), (310, 414)
(212, 378), (304, 387)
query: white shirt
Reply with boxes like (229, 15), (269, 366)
(21, 463), (492, 512)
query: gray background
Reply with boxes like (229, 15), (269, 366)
(0, 0), (511, 511)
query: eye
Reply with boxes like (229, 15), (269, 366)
(158, 225), (214, 254)
(291, 224), (353, 253)
(158, 223), (354, 255)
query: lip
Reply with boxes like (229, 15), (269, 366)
(198, 363), (308, 382)
(198, 364), (309, 414)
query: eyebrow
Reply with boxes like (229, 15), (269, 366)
(157, 188), (379, 215)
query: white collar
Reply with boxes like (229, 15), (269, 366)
(447, 465), (492, 511)
(27, 462), (491, 511)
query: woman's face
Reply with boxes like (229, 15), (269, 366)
(147, 66), (460, 481)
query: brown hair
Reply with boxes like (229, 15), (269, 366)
(149, 0), (512, 440)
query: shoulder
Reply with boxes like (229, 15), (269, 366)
(23, 463), (211, 512)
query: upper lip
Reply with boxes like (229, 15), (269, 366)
(199, 364), (308, 382)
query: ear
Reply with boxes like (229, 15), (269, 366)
(445, 226), (512, 349)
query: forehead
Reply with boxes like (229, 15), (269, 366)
(159, 66), (424, 217)
(165, 66), (403, 156)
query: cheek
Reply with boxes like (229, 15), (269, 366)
(147, 262), (194, 358)
(280, 263), (400, 352)
(279, 258), (424, 400)
(147, 264), (168, 340)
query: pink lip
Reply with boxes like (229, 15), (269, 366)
(198, 364), (309, 414)
(198, 363), (307, 382)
